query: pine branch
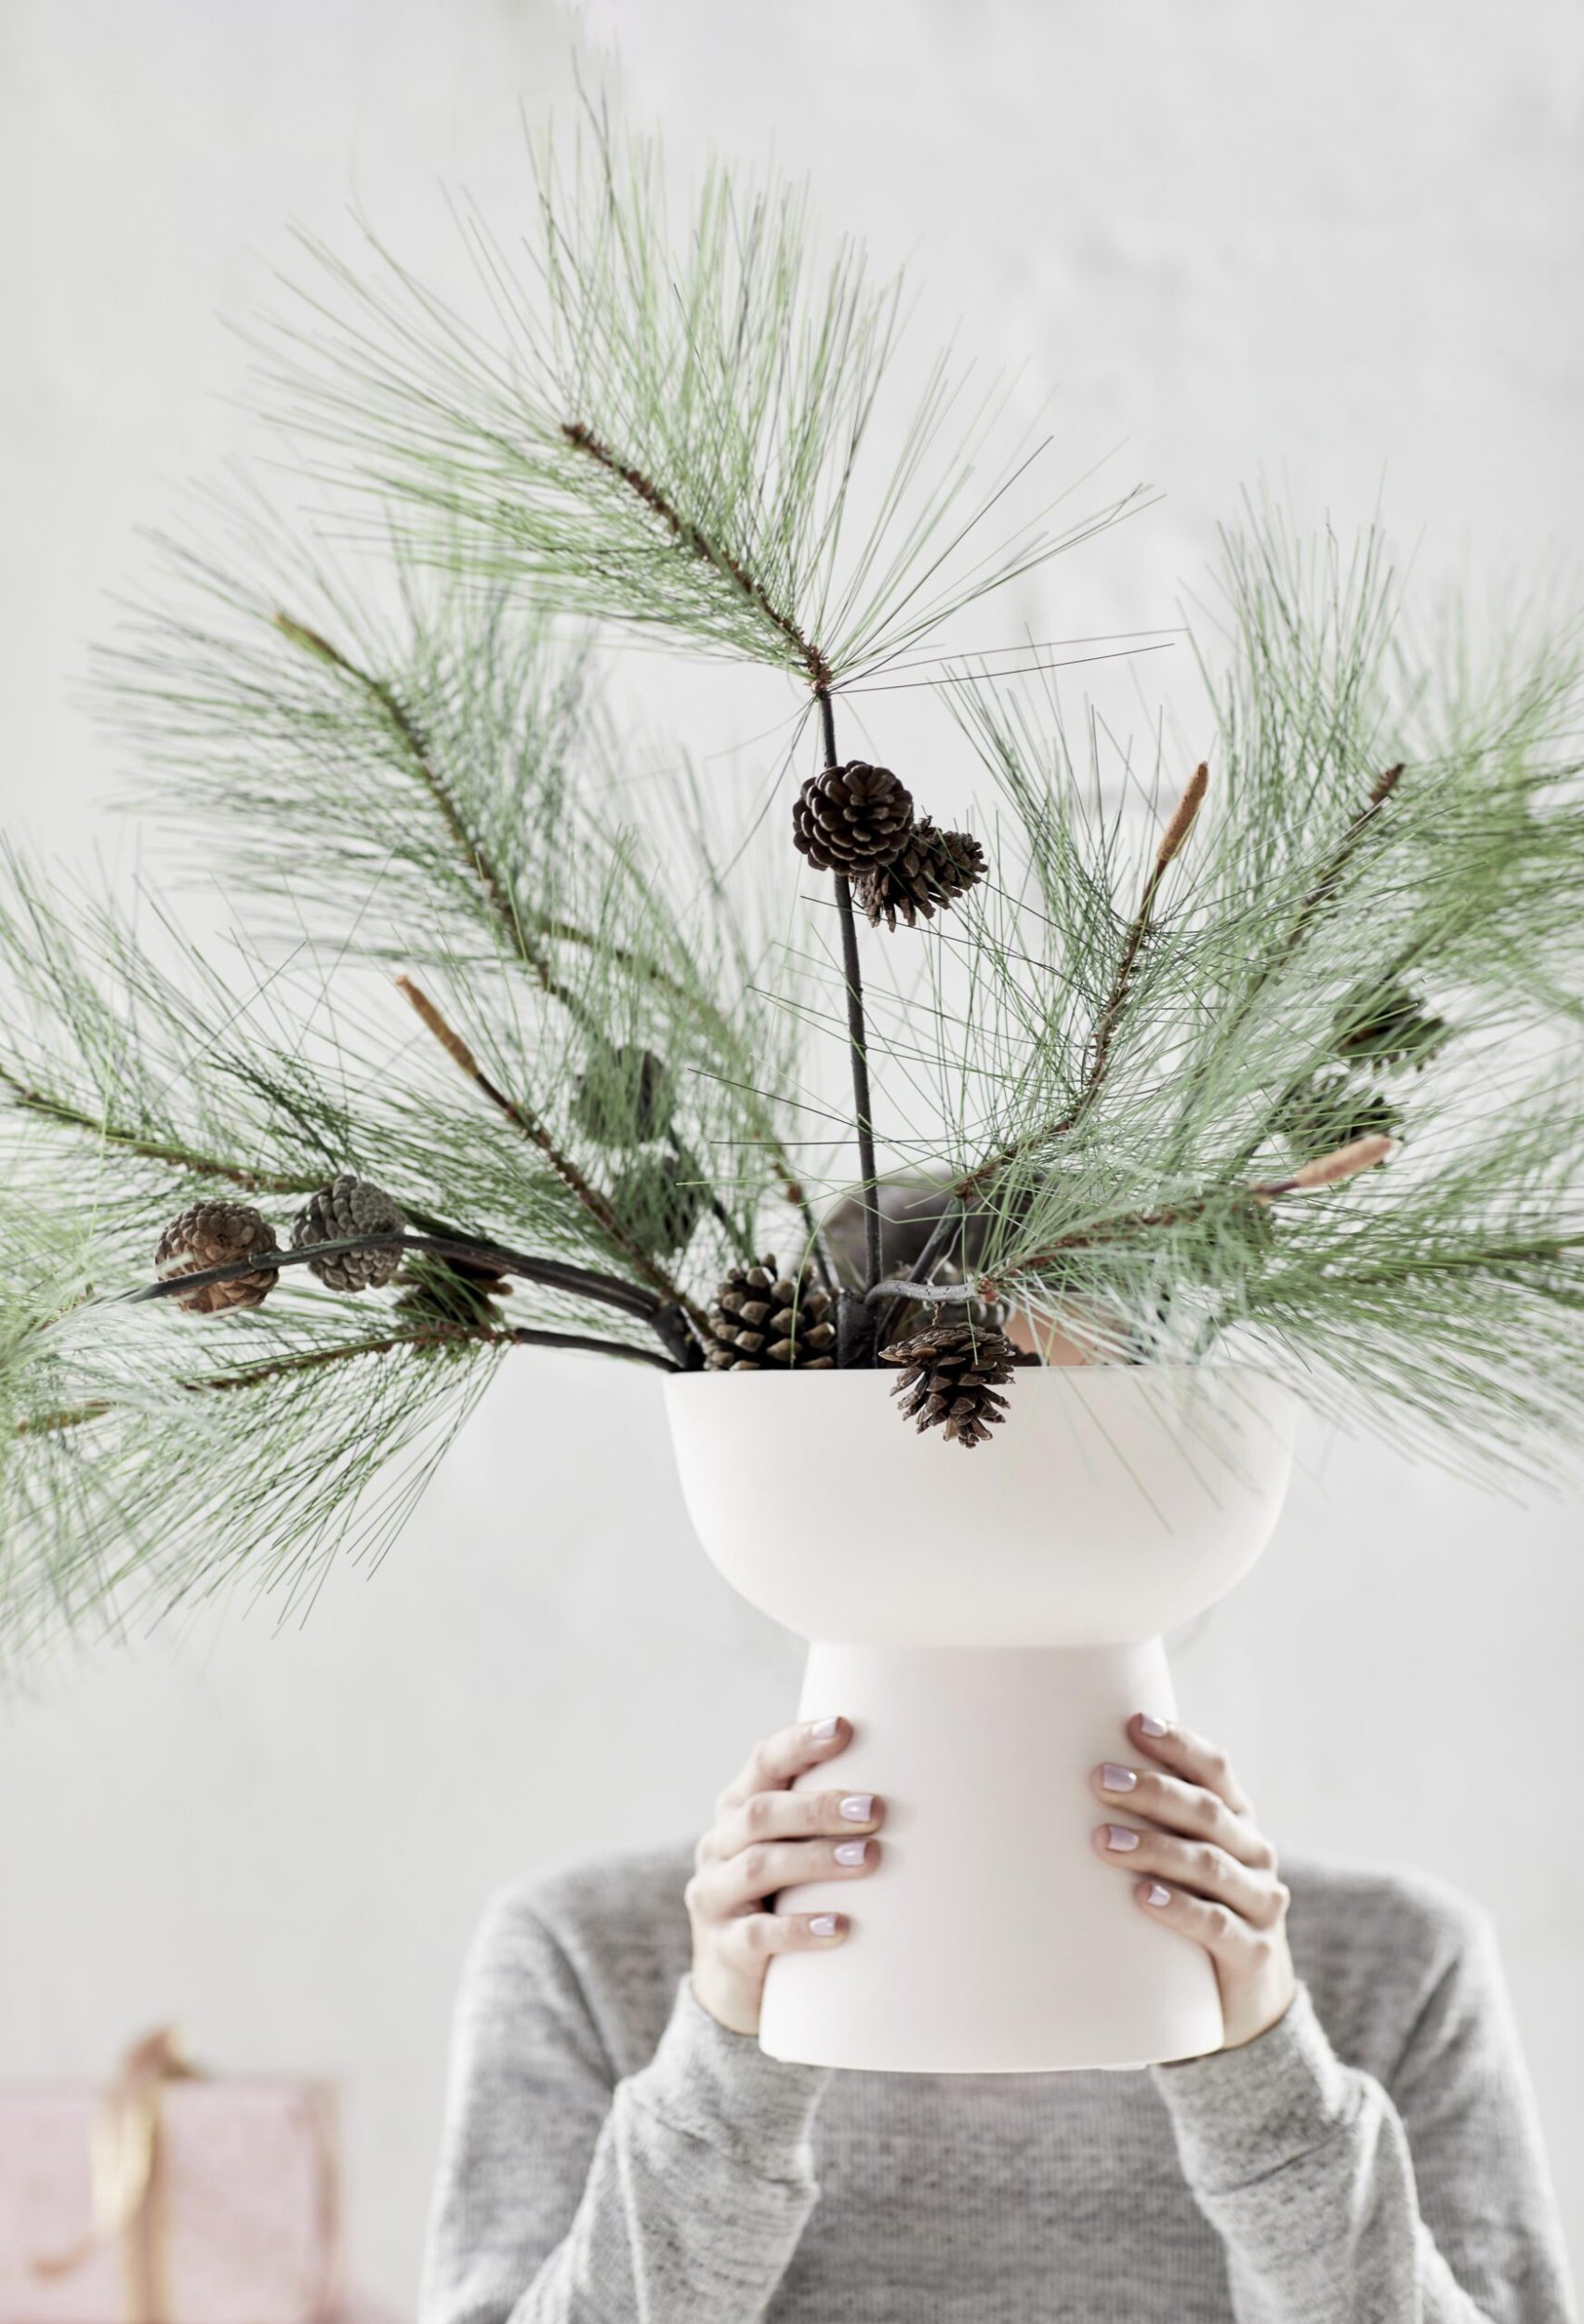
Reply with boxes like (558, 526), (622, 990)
(194, 1323), (678, 1384)
(0, 1070), (321, 1195)
(1081, 761), (1209, 1103)
(393, 973), (706, 1333)
(1214, 761), (1405, 1055)
(953, 760), (1210, 1207)
(561, 424), (833, 688)
(274, 614), (598, 1033)
(983, 1133), (1394, 1289)
(18, 1318), (677, 1439)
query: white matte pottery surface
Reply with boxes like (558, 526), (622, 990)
(665, 1365), (1298, 2073)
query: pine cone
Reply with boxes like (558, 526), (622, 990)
(852, 820), (986, 931)
(155, 1201), (280, 1314)
(609, 1154), (705, 1260)
(291, 1173), (404, 1290)
(704, 1258), (837, 1369)
(881, 1319), (1019, 1448)
(573, 1044), (673, 1146)
(394, 1254), (511, 1329)
(792, 762), (915, 875)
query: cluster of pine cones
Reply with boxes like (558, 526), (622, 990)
(153, 1173), (414, 1314)
(155, 1185), (1029, 1449)
(791, 759), (985, 931)
(702, 1257), (1026, 1450)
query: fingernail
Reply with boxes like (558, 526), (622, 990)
(1105, 1824), (1141, 1852)
(809, 1716), (840, 1741)
(838, 1793), (875, 1822)
(1100, 1762), (1137, 1792)
(810, 1913), (842, 1936)
(1138, 1713), (1168, 1737)
(834, 1839), (869, 1867)
(1144, 1882), (1171, 1907)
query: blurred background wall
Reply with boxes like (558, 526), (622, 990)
(4, 0), (1581, 2300)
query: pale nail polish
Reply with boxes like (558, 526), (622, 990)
(834, 1840), (869, 1867)
(1138, 1713), (1168, 1737)
(1144, 1882), (1171, 1907)
(1100, 1762), (1137, 1792)
(1105, 1824), (1141, 1852)
(810, 1914), (841, 1936)
(839, 1793), (875, 1822)
(809, 1716), (840, 1741)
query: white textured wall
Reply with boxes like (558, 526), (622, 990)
(4, 0), (1582, 2302)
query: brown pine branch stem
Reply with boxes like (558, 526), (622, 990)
(0, 1072), (323, 1195)
(276, 612), (819, 1264)
(194, 1323), (678, 1386)
(983, 1133), (1393, 1288)
(16, 1318), (679, 1435)
(274, 614), (596, 1034)
(954, 761), (1210, 1207)
(394, 975), (706, 1334)
(1212, 762), (1405, 1064)
(560, 423), (833, 688)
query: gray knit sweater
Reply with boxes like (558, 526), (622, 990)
(422, 1843), (1575, 2323)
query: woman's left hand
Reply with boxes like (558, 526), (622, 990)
(1092, 1713), (1296, 2051)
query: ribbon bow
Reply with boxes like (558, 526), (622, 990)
(32, 2027), (197, 2323)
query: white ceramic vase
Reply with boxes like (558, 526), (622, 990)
(664, 1363), (1298, 2074)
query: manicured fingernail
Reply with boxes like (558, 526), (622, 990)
(1144, 1882), (1171, 1907)
(809, 1716), (840, 1740)
(810, 1913), (842, 1936)
(1100, 1762), (1137, 1792)
(1138, 1713), (1168, 1737)
(834, 1839), (869, 1867)
(839, 1793), (875, 1822)
(1105, 1824), (1141, 1852)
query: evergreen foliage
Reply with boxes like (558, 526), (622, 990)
(4, 113), (1584, 1653)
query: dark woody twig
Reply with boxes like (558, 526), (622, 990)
(813, 686), (883, 1353)
(125, 1225), (698, 1373)
(17, 1315), (679, 1436)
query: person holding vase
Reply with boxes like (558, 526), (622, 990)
(423, 1210), (1573, 2322)
(421, 1702), (1573, 2321)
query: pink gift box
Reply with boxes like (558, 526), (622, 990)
(0, 2036), (339, 2324)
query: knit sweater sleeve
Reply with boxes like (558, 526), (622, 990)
(420, 1886), (830, 2324)
(1151, 1904), (1576, 2324)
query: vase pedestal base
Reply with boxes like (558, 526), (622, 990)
(759, 1638), (1225, 2075)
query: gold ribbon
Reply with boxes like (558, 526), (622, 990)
(30, 2027), (339, 2324)
(32, 2027), (195, 2324)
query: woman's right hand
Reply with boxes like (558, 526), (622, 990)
(686, 1715), (885, 2037)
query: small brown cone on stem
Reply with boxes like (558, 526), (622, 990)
(704, 1259), (837, 1369)
(792, 762), (915, 875)
(880, 1318), (1020, 1448)
(291, 1173), (405, 1289)
(852, 821), (986, 931)
(155, 1201), (281, 1314)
